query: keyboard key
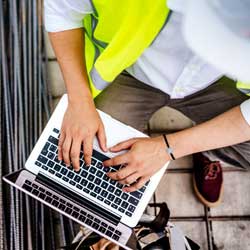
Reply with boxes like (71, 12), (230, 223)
(80, 179), (88, 186)
(49, 144), (57, 152)
(80, 170), (88, 178)
(87, 183), (95, 190)
(83, 188), (90, 194)
(76, 184), (83, 190)
(128, 196), (139, 206)
(45, 196), (52, 203)
(38, 155), (48, 164)
(94, 178), (101, 185)
(52, 200), (59, 207)
(114, 198), (122, 205)
(103, 167), (110, 173)
(90, 192), (97, 198)
(49, 169), (55, 175)
(47, 152), (55, 160)
(111, 203), (118, 209)
(125, 211), (132, 217)
(108, 186), (115, 192)
(97, 196), (104, 201)
(46, 191), (52, 196)
(99, 227), (106, 233)
(106, 231), (113, 237)
(74, 175), (81, 183)
(118, 207), (125, 213)
(87, 174), (94, 181)
(112, 235), (120, 241)
(60, 167), (68, 175)
(121, 201), (129, 209)
(107, 194), (115, 202)
(92, 223), (99, 229)
(53, 128), (60, 134)
(39, 187), (45, 192)
(121, 193), (129, 200)
(96, 170), (103, 178)
(79, 215), (85, 223)
(94, 186), (101, 194)
(42, 165), (48, 171)
(59, 204), (66, 211)
(87, 214), (94, 220)
(55, 173), (62, 178)
(116, 183), (123, 189)
(104, 200), (111, 205)
(59, 198), (66, 204)
(23, 184), (32, 192)
(101, 190), (108, 198)
(91, 158), (97, 166)
(67, 171), (75, 179)
(101, 182), (108, 189)
(103, 174), (109, 181)
(128, 205), (136, 213)
(85, 219), (92, 226)
(25, 180), (32, 185)
(130, 191), (143, 199)
(94, 218), (101, 223)
(38, 193), (46, 199)
(108, 225), (115, 231)
(80, 210), (87, 216)
(109, 179), (116, 185)
(69, 180), (76, 186)
(89, 167), (97, 174)
(48, 136), (58, 146)
(32, 189), (39, 196)
(35, 161), (41, 167)
(48, 160), (55, 168)
(54, 164), (61, 172)
(41, 142), (50, 153)
(62, 177), (69, 182)
(66, 202), (73, 208)
(96, 162), (103, 168)
(114, 189), (122, 197)
(139, 186), (146, 193)
(115, 230), (122, 236)
(72, 211), (79, 218)
(65, 207), (73, 215)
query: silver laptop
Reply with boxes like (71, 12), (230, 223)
(3, 94), (168, 250)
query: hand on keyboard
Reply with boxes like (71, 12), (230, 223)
(103, 137), (170, 192)
(58, 98), (107, 171)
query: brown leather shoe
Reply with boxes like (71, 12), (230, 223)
(193, 153), (223, 207)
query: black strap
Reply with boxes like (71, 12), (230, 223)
(162, 134), (175, 160)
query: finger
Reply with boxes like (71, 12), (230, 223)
(58, 131), (66, 161)
(107, 164), (135, 181)
(83, 136), (93, 166)
(103, 153), (130, 167)
(123, 177), (148, 192)
(62, 135), (72, 166)
(119, 172), (140, 185)
(97, 123), (107, 152)
(109, 138), (138, 152)
(70, 138), (82, 171)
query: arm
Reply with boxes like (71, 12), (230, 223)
(104, 105), (250, 192)
(49, 28), (107, 170)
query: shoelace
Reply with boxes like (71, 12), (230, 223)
(204, 161), (221, 180)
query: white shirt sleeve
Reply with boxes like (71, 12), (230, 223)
(240, 99), (250, 126)
(44, 0), (93, 32)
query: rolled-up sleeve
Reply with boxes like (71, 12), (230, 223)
(44, 0), (93, 32)
(240, 99), (250, 126)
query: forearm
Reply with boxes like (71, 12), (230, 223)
(49, 28), (92, 103)
(167, 106), (250, 158)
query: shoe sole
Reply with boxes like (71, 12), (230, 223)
(193, 175), (223, 208)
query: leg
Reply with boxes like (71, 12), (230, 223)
(169, 77), (250, 169)
(95, 73), (168, 133)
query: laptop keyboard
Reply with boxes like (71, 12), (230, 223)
(34, 128), (149, 217)
(22, 179), (121, 241)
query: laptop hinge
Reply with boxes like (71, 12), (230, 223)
(36, 172), (121, 225)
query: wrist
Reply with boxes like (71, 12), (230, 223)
(155, 136), (171, 161)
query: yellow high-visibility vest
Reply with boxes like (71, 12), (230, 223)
(83, 0), (250, 97)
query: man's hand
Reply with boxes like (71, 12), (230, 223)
(58, 97), (107, 171)
(103, 137), (169, 192)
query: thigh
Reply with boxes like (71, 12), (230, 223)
(169, 77), (249, 124)
(94, 74), (168, 133)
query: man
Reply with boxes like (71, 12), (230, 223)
(44, 0), (250, 208)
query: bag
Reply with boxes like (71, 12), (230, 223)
(62, 203), (200, 250)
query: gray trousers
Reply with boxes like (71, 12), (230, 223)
(95, 73), (250, 170)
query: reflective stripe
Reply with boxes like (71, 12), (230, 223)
(90, 67), (109, 90)
(237, 81), (250, 96)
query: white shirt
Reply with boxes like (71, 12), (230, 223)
(44, 0), (250, 124)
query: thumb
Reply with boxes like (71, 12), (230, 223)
(110, 138), (138, 152)
(97, 123), (107, 152)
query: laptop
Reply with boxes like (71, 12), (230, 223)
(3, 94), (168, 250)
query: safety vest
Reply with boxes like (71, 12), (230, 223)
(83, 0), (250, 97)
